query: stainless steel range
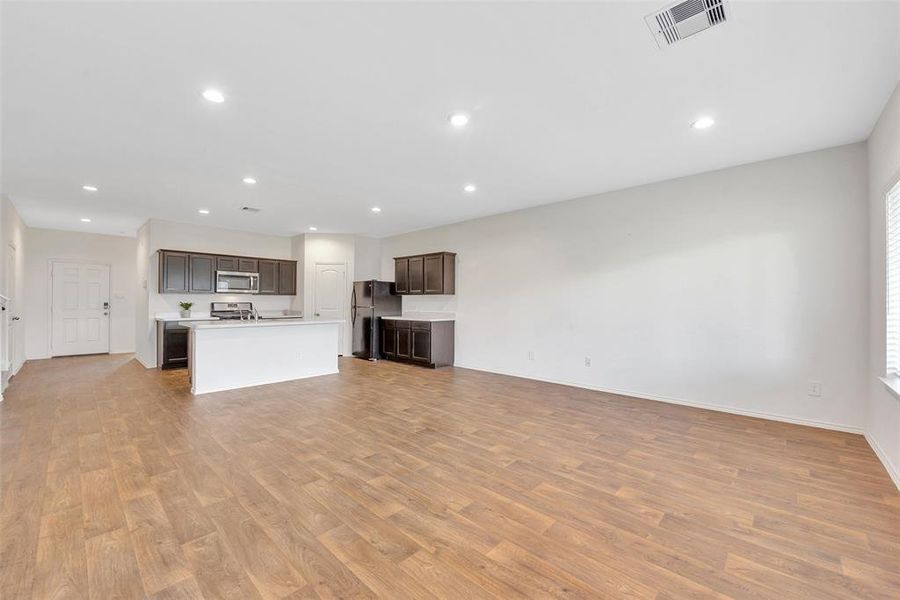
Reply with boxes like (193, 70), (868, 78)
(210, 301), (254, 320)
(209, 302), (303, 321)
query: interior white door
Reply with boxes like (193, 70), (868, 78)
(51, 262), (110, 356)
(314, 263), (346, 355)
(5, 244), (16, 377)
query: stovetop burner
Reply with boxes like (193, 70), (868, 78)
(210, 301), (253, 320)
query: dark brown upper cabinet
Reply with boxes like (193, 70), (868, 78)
(393, 252), (455, 295)
(159, 250), (297, 295)
(277, 260), (297, 296)
(189, 254), (215, 293)
(238, 258), (258, 272)
(216, 256), (238, 271)
(160, 251), (190, 293)
(394, 258), (409, 294)
(408, 256), (424, 294)
(257, 259), (279, 294)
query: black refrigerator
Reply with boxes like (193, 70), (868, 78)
(351, 280), (401, 360)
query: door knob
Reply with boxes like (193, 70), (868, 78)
(315, 313), (320, 317)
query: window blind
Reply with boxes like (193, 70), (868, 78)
(886, 179), (900, 376)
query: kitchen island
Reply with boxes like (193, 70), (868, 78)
(185, 319), (341, 395)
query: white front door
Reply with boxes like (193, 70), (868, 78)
(51, 262), (110, 356)
(314, 263), (346, 355)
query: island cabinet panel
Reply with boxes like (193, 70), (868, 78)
(394, 258), (409, 294)
(189, 254), (215, 293)
(160, 251), (190, 293)
(258, 260), (279, 294)
(277, 260), (297, 295)
(393, 252), (455, 295)
(380, 320), (454, 368)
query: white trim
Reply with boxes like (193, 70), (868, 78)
(48, 259), (112, 357)
(135, 354), (155, 369)
(452, 362), (864, 434)
(879, 376), (900, 402)
(865, 432), (900, 491)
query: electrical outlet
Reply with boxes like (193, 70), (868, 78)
(527, 350), (535, 361)
(584, 356), (591, 367)
(807, 380), (822, 397)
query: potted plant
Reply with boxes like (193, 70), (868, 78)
(179, 301), (193, 318)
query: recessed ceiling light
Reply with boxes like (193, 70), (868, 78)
(448, 112), (469, 128)
(464, 184), (477, 193)
(308, 226), (318, 231)
(371, 206), (382, 213)
(242, 177), (257, 185)
(80, 217), (91, 223)
(202, 89), (225, 103)
(82, 185), (98, 192)
(198, 209), (210, 215)
(691, 116), (715, 130)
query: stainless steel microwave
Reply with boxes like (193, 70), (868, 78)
(216, 270), (259, 294)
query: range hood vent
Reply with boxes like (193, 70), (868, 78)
(646, 0), (729, 49)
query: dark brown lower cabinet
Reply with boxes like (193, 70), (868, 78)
(381, 319), (454, 368)
(157, 321), (190, 369)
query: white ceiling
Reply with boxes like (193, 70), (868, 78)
(2, 1), (899, 239)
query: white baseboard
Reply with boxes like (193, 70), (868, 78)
(452, 362), (864, 435)
(135, 355), (156, 369)
(865, 432), (900, 491)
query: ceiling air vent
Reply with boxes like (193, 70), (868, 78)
(645, 0), (729, 49)
(240, 206), (262, 213)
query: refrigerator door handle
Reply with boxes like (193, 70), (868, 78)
(351, 288), (357, 325)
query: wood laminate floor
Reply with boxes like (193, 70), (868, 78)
(1, 354), (899, 599)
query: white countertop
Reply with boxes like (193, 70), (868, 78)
(381, 313), (455, 322)
(186, 319), (340, 331)
(156, 311), (303, 322)
(257, 311), (304, 320)
(155, 314), (219, 322)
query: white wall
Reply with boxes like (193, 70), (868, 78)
(380, 143), (870, 432)
(867, 82), (900, 488)
(25, 228), (137, 359)
(354, 236), (382, 281)
(135, 219), (296, 367)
